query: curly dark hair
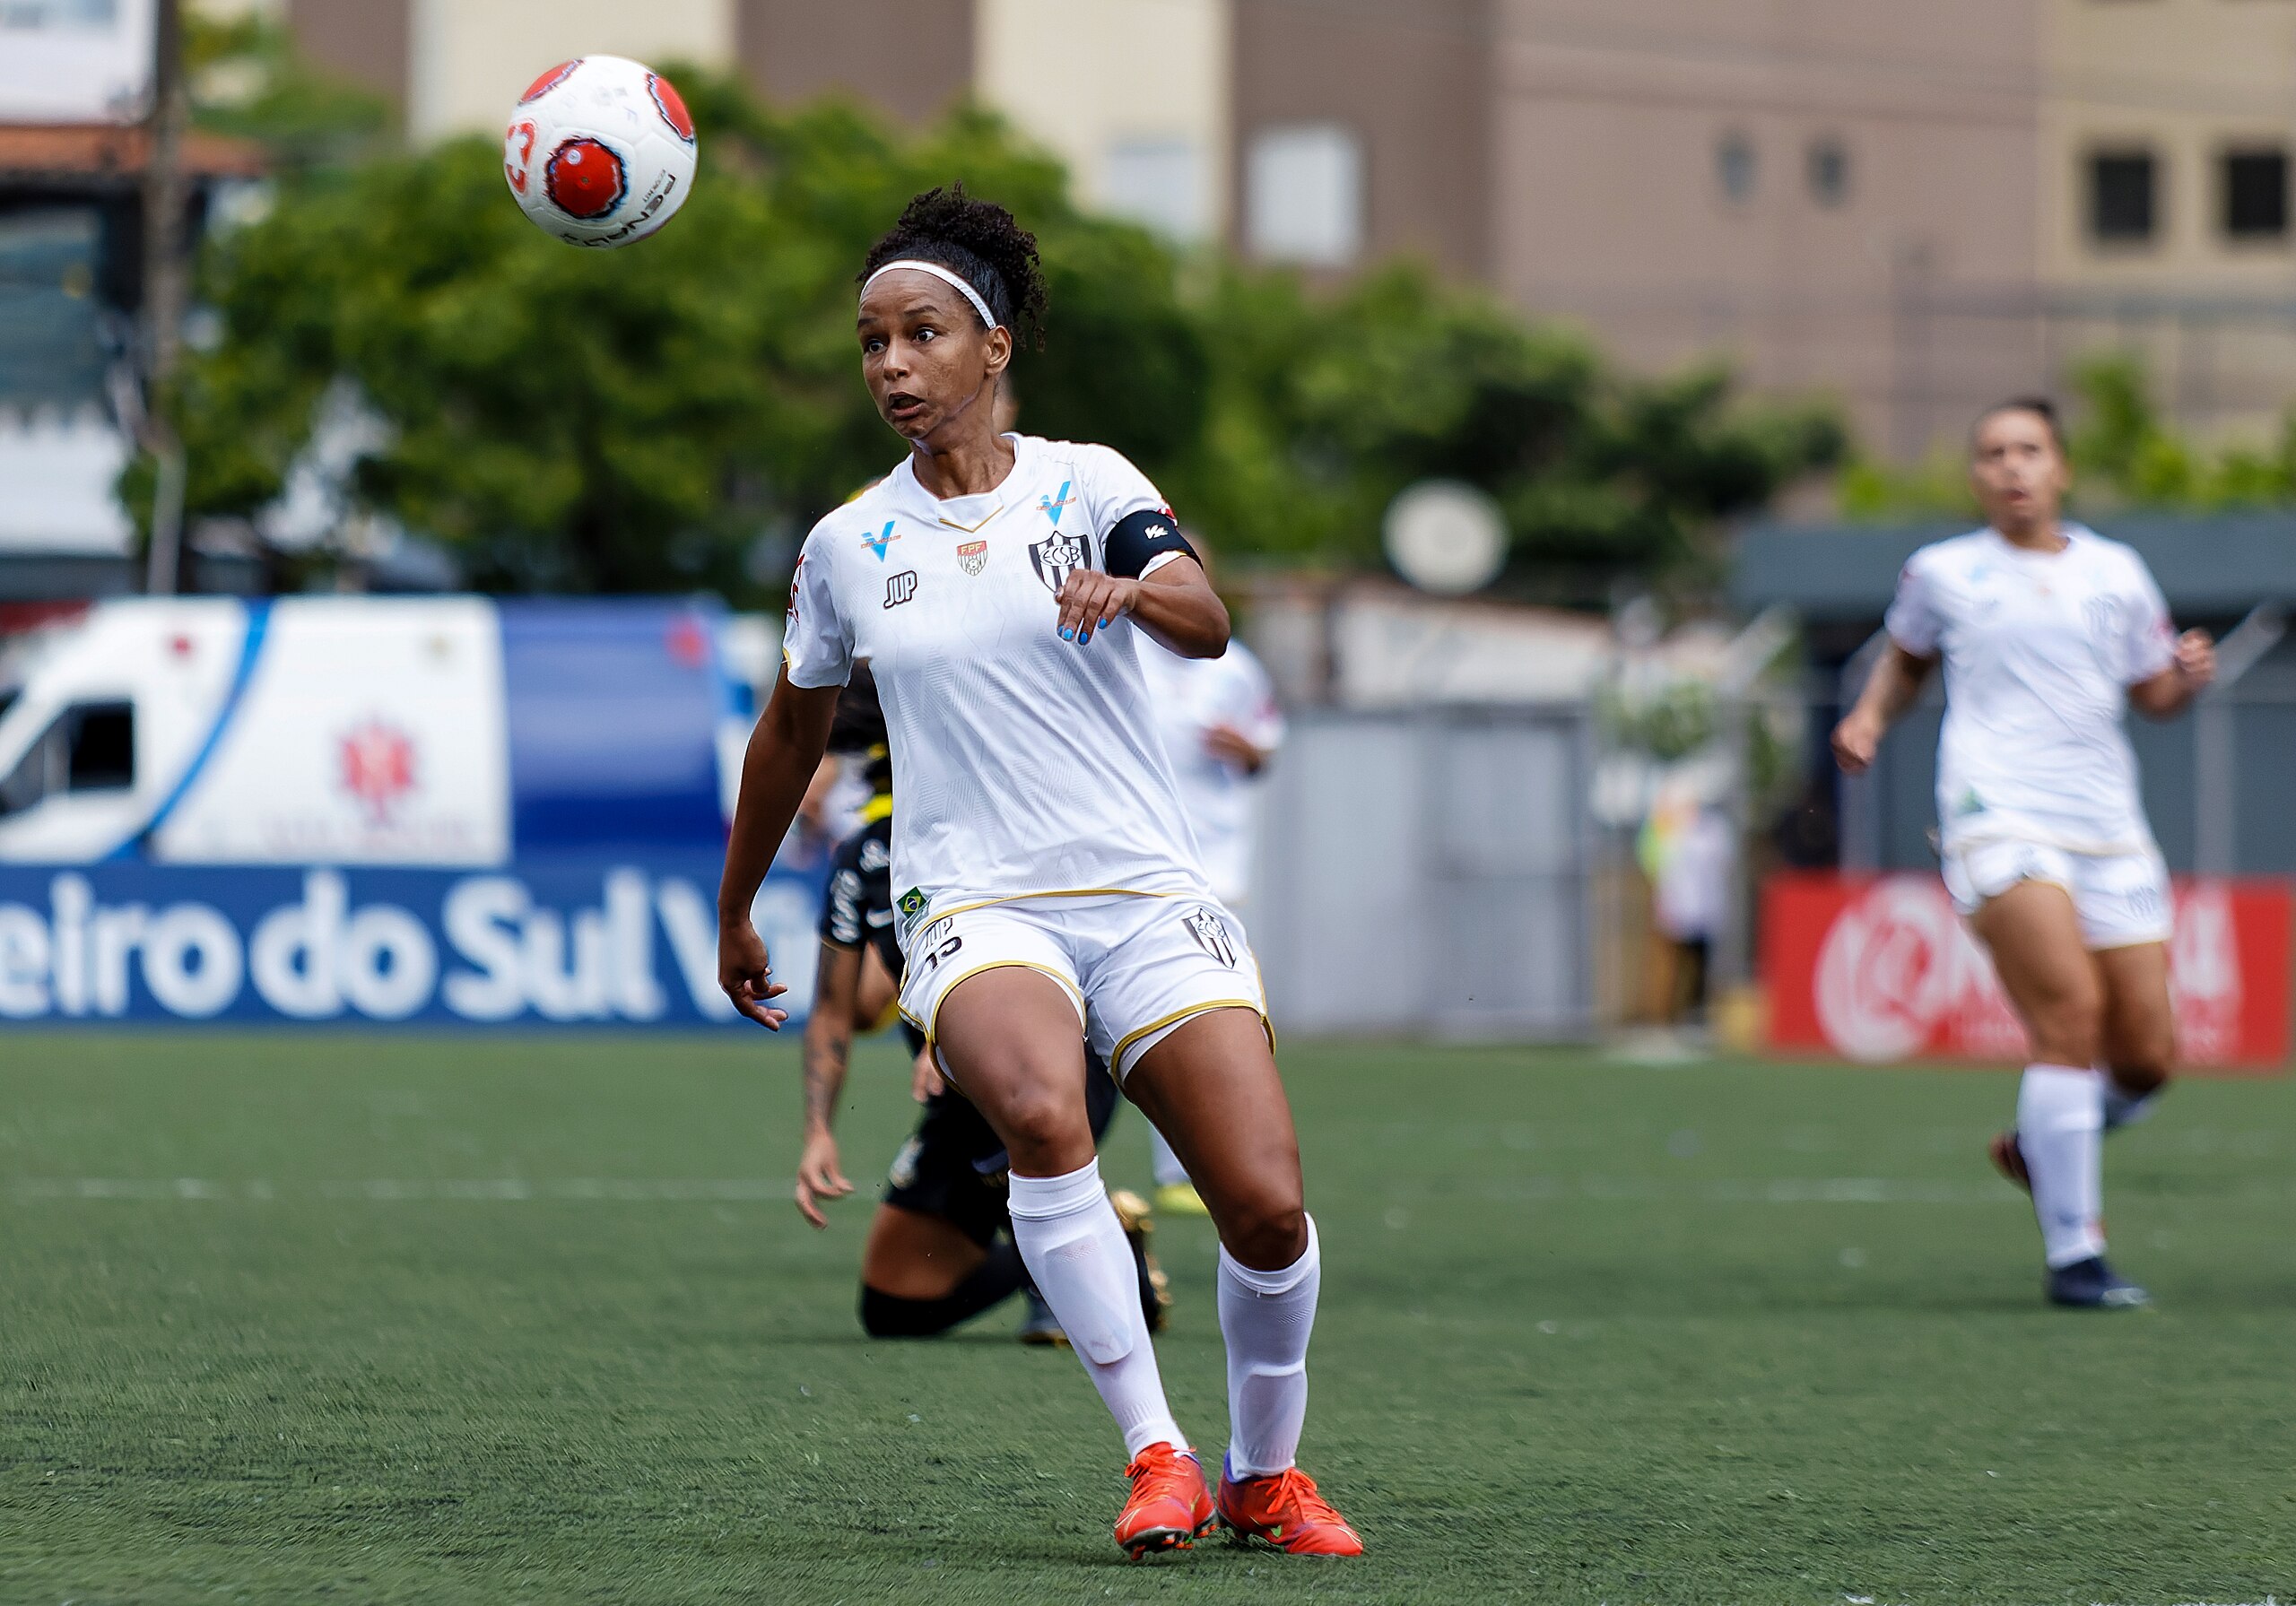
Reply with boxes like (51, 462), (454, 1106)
(860, 184), (1048, 349)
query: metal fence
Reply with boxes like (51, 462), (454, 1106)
(1835, 660), (2296, 880)
(1246, 707), (1597, 1040)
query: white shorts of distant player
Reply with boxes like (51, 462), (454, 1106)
(1942, 838), (2172, 950)
(898, 893), (1269, 1083)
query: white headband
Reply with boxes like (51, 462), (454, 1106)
(860, 258), (1001, 330)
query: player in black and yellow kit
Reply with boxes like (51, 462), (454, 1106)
(793, 667), (1166, 1342)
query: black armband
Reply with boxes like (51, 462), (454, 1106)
(1104, 508), (1196, 580)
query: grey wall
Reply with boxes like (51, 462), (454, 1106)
(1248, 708), (1594, 1039)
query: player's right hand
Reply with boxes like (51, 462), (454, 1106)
(718, 918), (790, 1029)
(795, 1130), (852, 1228)
(1831, 710), (1881, 776)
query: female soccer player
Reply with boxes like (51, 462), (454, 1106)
(796, 670), (1164, 1346)
(1832, 398), (2215, 1309)
(718, 187), (1359, 1559)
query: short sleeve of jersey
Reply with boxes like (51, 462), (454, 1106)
(1883, 551), (1945, 656)
(2115, 551), (2177, 686)
(1076, 445), (1170, 567)
(781, 524), (853, 690)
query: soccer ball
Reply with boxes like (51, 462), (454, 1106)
(503, 55), (697, 248)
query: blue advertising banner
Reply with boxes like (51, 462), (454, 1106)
(0, 859), (828, 1029)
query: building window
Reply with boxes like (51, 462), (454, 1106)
(2088, 150), (2158, 244)
(1717, 132), (1757, 204)
(1103, 137), (1207, 242)
(1807, 137), (1851, 207)
(2222, 148), (2289, 240)
(1245, 124), (1363, 267)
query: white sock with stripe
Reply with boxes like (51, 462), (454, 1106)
(1218, 1215), (1320, 1480)
(2018, 1063), (2106, 1268)
(1007, 1159), (1186, 1459)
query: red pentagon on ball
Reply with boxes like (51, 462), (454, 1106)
(519, 59), (580, 104)
(648, 73), (695, 143)
(544, 138), (628, 219)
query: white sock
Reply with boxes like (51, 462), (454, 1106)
(1217, 1214), (1320, 1480)
(1149, 1126), (1192, 1189)
(2101, 1080), (2159, 1133)
(2017, 1064), (2106, 1268)
(1007, 1159), (1187, 1459)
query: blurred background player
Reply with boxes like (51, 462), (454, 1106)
(1137, 534), (1284, 1216)
(1832, 398), (2215, 1309)
(794, 665), (1168, 1344)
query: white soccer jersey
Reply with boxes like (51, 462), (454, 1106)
(1884, 525), (2177, 854)
(1140, 639), (1285, 904)
(781, 434), (1213, 926)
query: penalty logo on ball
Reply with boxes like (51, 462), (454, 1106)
(544, 139), (627, 220)
(504, 54), (697, 249)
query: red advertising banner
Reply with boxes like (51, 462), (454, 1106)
(1763, 872), (2292, 1072)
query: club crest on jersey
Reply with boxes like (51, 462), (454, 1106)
(1182, 906), (1236, 968)
(863, 521), (900, 560)
(1031, 530), (1088, 594)
(957, 540), (988, 577)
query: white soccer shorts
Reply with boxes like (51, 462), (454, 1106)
(897, 893), (1269, 1082)
(1942, 838), (2171, 950)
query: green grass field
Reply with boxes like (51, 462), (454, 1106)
(2, 1032), (2290, 1604)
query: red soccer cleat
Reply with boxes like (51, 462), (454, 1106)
(1114, 1444), (1215, 1561)
(1989, 1130), (2031, 1194)
(1216, 1464), (1363, 1557)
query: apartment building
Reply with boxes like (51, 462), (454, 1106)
(2039, 0), (2296, 435)
(286, 0), (1228, 241)
(274, 0), (2296, 455)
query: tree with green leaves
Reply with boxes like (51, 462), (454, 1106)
(1839, 351), (2296, 522)
(149, 65), (1840, 600)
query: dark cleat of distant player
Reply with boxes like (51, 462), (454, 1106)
(2046, 1255), (2150, 1309)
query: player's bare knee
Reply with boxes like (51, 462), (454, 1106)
(993, 1082), (1093, 1174)
(2031, 989), (2103, 1067)
(1220, 1194), (1308, 1272)
(2109, 1049), (2172, 1098)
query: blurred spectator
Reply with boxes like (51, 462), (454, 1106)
(1641, 789), (1735, 1025)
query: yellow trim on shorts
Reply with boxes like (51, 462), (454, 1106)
(905, 959), (1088, 1048)
(914, 886), (1179, 928)
(1110, 999), (1274, 1082)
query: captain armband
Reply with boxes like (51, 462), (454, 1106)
(1104, 508), (1197, 580)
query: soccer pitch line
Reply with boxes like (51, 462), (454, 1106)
(5, 1173), (2057, 1204)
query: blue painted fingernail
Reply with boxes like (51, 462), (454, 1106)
(1061, 627), (1074, 641)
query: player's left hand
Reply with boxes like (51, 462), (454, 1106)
(2174, 629), (2216, 691)
(717, 917), (790, 1029)
(910, 1046), (944, 1102)
(1056, 570), (1140, 646)
(1203, 723), (1265, 774)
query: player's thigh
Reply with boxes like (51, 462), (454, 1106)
(2093, 940), (2176, 1089)
(861, 1203), (989, 1300)
(1126, 1008), (1304, 1271)
(1968, 875), (2104, 1063)
(923, 919), (1096, 1174)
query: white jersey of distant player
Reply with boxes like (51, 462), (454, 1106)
(1140, 639), (1284, 906)
(1885, 524), (2176, 855)
(782, 433), (1213, 920)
